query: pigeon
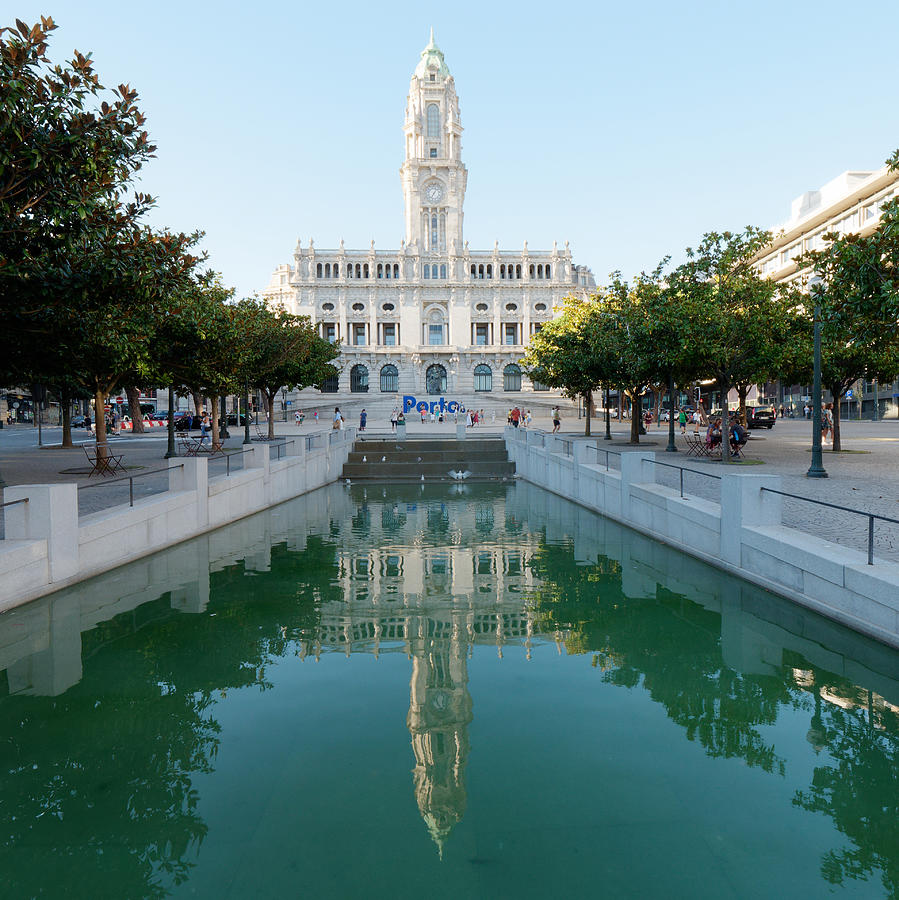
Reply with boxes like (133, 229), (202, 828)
(381, 456), (387, 462)
(448, 470), (472, 481)
(421, 474), (425, 482)
(345, 478), (351, 486)
(416, 456), (422, 462)
(362, 455), (367, 462)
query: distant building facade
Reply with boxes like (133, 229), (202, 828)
(262, 33), (594, 419)
(755, 164), (899, 416)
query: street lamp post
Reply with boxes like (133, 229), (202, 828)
(219, 395), (230, 440)
(282, 387), (288, 423)
(807, 280), (827, 478)
(164, 387), (177, 458)
(604, 387), (612, 440)
(873, 378), (879, 422)
(243, 380), (251, 445)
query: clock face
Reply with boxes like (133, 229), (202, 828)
(424, 182), (444, 204)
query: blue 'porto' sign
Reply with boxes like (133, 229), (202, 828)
(403, 395), (464, 415)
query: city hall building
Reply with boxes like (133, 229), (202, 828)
(262, 33), (594, 419)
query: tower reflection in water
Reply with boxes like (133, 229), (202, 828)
(294, 485), (551, 855)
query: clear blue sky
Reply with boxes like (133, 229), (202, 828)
(14, 0), (899, 297)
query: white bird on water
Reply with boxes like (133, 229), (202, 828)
(448, 470), (472, 481)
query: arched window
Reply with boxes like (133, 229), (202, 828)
(425, 364), (447, 395)
(474, 364), (493, 392)
(380, 364), (398, 393)
(486, 264), (492, 279)
(363, 263), (369, 278)
(478, 265), (484, 279)
(531, 378), (550, 391)
(393, 264), (399, 278)
(431, 215), (438, 250)
(500, 264), (506, 279)
(470, 264), (476, 278)
(320, 371), (339, 393)
(333, 263), (340, 277)
(347, 265), (353, 279)
(355, 263), (362, 278)
(537, 264), (543, 278)
(316, 263), (322, 278)
(324, 263), (331, 278)
(545, 264), (551, 279)
(440, 264), (446, 278)
(384, 265), (390, 279)
(424, 266), (430, 279)
(427, 104), (440, 137)
(503, 364), (522, 391)
(529, 264), (535, 278)
(516, 265), (522, 279)
(350, 364), (369, 393)
(377, 263), (383, 278)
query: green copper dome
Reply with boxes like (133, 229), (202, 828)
(415, 28), (450, 79)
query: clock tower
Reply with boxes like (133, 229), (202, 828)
(401, 30), (467, 253)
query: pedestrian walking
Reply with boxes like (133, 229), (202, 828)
(678, 407), (687, 434)
(390, 407), (399, 431)
(199, 410), (210, 444)
(359, 408), (367, 431)
(295, 411), (301, 427)
(552, 406), (561, 433)
(333, 407), (344, 430)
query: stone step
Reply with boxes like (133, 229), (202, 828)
(341, 435), (515, 483)
(343, 461), (515, 479)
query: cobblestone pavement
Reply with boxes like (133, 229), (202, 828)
(2, 416), (899, 562)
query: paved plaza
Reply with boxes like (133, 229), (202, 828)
(1, 413), (898, 562)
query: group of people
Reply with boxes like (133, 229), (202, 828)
(703, 417), (748, 456)
(507, 407), (532, 428)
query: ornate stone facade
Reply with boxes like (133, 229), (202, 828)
(263, 33), (594, 418)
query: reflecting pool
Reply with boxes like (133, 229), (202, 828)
(2, 482), (899, 898)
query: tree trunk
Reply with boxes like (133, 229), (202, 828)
(93, 388), (109, 460)
(210, 394), (222, 450)
(736, 384), (749, 426)
(193, 394), (203, 418)
(264, 389), (277, 439)
(584, 390), (592, 437)
(829, 382), (843, 452)
(60, 385), (73, 448)
(629, 391), (641, 444)
(126, 386), (145, 433)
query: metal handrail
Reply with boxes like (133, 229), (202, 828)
(760, 486), (899, 565)
(645, 457), (722, 499)
(273, 439), (296, 461)
(585, 444), (622, 471)
(221, 446), (256, 477)
(78, 465), (184, 507)
(557, 438), (573, 456)
(0, 498), (28, 509)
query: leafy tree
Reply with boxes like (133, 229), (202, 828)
(242, 303), (341, 439)
(0, 16), (156, 365)
(794, 150), (899, 448)
(669, 227), (794, 461)
(521, 295), (623, 436)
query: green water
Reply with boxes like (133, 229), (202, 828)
(1, 482), (898, 899)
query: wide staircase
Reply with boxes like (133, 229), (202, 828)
(341, 436), (515, 483)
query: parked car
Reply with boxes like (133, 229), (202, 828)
(71, 414), (87, 427)
(152, 411), (171, 422)
(746, 405), (776, 429)
(174, 413), (200, 430)
(226, 413), (247, 426)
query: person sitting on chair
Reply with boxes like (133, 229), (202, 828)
(730, 421), (748, 456)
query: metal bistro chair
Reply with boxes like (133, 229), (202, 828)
(84, 443), (125, 476)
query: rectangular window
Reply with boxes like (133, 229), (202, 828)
(504, 324), (517, 345)
(430, 147), (437, 158)
(475, 324), (489, 346)
(324, 323), (336, 343)
(429, 324), (443, 345)
(423, 266), (430, 279)
(382, 324), (396, 346)
(353, 325), (366, 346)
